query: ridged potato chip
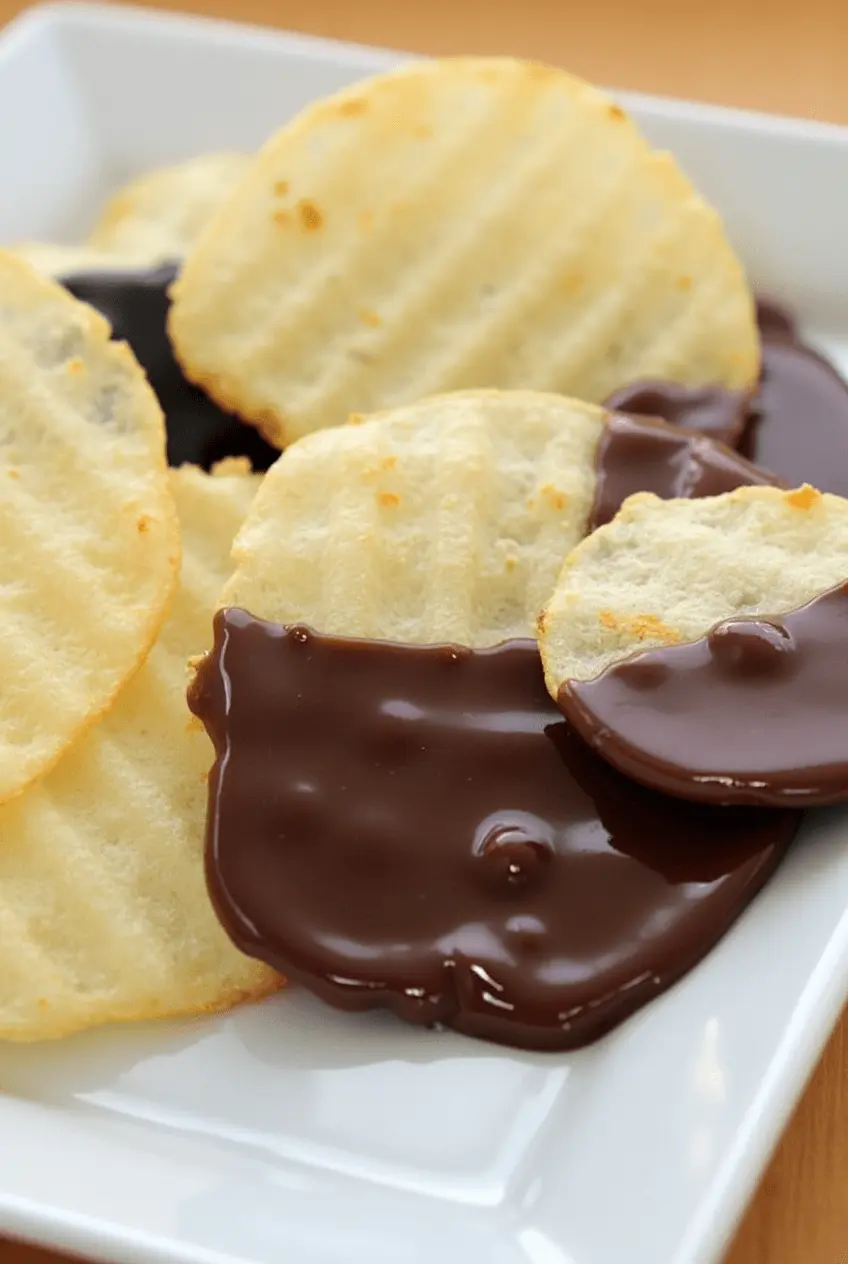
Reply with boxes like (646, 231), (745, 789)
(538, 484), (848, 692)
(0, 251), (178, 802)
(222, 390), (608, 645)
(170, 57), (758, 447)
(0, 463), (281, 1041)
(88, 152), (250, 260)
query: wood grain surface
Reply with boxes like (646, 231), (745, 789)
(1, 1), (847, 1262)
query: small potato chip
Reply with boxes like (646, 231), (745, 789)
(169, 57), (758, 447)
(7, 243), (133, 279)
(537, 484), (848, 692)
(0, 251), (179, 802)
(222, 390), (607, 646)
(87, 153), (250, 260)
(0, 463), (280, 1041)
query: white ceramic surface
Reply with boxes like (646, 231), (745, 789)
(1, 7), (848, 1264)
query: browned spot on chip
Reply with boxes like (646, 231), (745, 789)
(358, 308), (382, 328)
(608, 104), (626, 121)
(298, 200), (323, 232)
(273, 209), (290, 227)
(137, 514), (152, 534)
(7, 469), (19, 481)
(560, 272), (584, 293)
(378, 490), (400, 508)
(786, 485), (821, 511)
(348, 413), (365, 425)
(273, 180), (289, 196)
(600, 610), (680, 643)
(380, 454), (397, 470)
(505, 557), (517, 573)
(66, 357), (85, 376)
(339, 98), (368, 117)
(677, 274), (693, 290)
(541, 484), (567, 511)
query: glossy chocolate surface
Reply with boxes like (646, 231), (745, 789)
(589, 412), (781, 530)
(189, 611), (799, 1050)
(558, 583), (848, 807)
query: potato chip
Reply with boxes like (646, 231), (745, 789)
(7, 243), (132, 278)
(0, 251), (178, 802)
(88, 152), (249, 260)
(221, 390), (607, 645)
(538, 484), (848, 693)
(0, 463), (281, 1041)
(169, 57), (758, 447)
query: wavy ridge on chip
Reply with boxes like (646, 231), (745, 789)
(221, 390), (606, 646)
(0, 463), (280, 1041)
(0, 252), (179, 801)
(169, 57), (758, 446)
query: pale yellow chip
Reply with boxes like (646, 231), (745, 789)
(87, 152), (250, 260)
(538, 484), (848, 697)
(0, 251), (179, 802)
(169, 56), (758, 447)
(0, 463), (281, 1041)
(7, 243), (133, 279)
(222, 389), (606, 646)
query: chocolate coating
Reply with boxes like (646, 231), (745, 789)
(589, 412), (782, 531)
(604, 380), (751, 449)
(558, 582), (848, 807)
(746, 318), (848, 497)
(189, 610), (799, 1051)
(60, 264), (279, 470)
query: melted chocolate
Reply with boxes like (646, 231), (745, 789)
(189, 610), (799, 1051)
(60, 265), (279, 471)
(558, 582), (848, 808)
(589, 412), (781, 531)
(745, 304), (848, 496)
(604, 381), (751, 449)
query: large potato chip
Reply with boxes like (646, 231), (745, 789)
(0, 251), (178, 802)
(169, 57), (758, 447)
(222, 390), (607, 645)
(88, 152), (249, 260)
(537, 484), (848, 691)
(0, 463), (281, 1041)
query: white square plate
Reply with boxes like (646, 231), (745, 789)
(2, 6), (848, 1264)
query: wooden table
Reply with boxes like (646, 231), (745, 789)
(1, 1), (847, 1261)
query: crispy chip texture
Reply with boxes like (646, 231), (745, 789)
(170, 57), (758, 447)
(222, 390), (606, 646)
(0, 251), (178, 801)
(0, 463), (281, 1041)
(538, 485), (848, 695)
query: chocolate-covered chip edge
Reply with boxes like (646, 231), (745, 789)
(589, 412), (783, 531)
(558, 582), (848, 807)
(188, 609), (800, 1051)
